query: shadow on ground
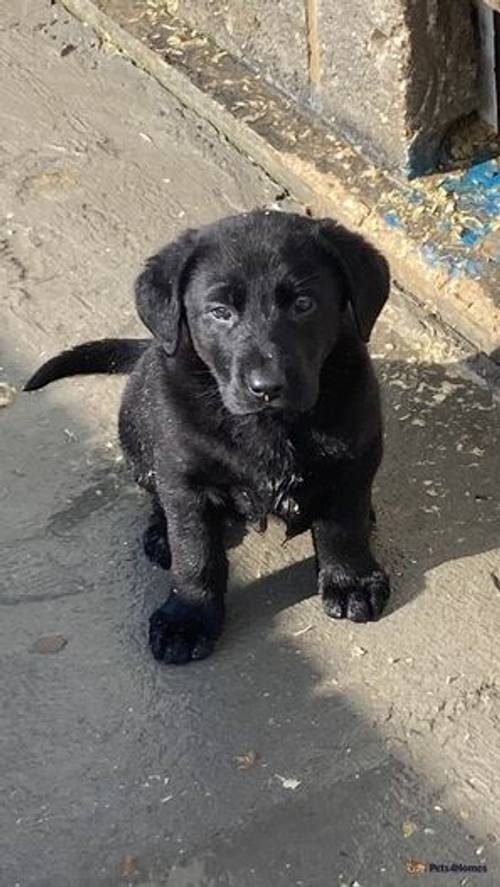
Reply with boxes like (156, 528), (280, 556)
(376, 354), (500, 612)
(1, 340), (499, 886)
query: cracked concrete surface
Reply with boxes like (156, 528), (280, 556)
(1, 2), (500, 886)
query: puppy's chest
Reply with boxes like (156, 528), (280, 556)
(231, 475), (310, 537)
(229, 432), (339, 537)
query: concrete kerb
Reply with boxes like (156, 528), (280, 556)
(60, 0), (500, 360)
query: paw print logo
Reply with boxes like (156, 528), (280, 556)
(406, 859), (428, 875)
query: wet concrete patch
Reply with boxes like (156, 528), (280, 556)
(46, 468), (134, 537)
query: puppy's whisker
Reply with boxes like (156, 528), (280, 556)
(191, 388), (222, 406)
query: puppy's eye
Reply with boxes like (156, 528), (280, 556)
(209, 305), (234, 322)
(293, 295), (316, 316)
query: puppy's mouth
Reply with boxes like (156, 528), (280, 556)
(221, 387), (316, 418)
(231, 402), (286, 417)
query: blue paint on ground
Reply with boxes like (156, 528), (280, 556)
(441, 160), (500, 221)
(406, 190), (425, 206)
(461, 257), (487, 279)
(421, 241), (486, 280)
(460, 224), (491, 248)
(421, 243), (440, 268)
(387, 158), (499, 279)
(437, 219), (452, 234)
(384, 211), (403, 230)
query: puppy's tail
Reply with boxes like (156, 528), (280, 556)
(24, 338), (149, 391)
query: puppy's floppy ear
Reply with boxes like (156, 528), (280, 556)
(135, 230), (198, 355)
(317, 219), (390, 341)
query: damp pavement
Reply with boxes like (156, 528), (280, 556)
(2, 3), (500, 886)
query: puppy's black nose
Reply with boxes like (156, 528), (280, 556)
(247, 368), (284, 402)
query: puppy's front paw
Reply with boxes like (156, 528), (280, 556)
(149, 591), (224, 664)
(319, 566), (389, 623)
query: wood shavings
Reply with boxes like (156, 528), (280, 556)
(351, 645), (367, 657)
(236, 750), (258, 769)
(118, 855), (138, 877)
(403, 819), (418, 838)
(491, 572), (500, 593)
(292, 624), (313, 637)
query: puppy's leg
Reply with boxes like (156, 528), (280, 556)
(313, 465), (389, 623)
(143, 497), (171, 569)
(149, 488), (227, 665)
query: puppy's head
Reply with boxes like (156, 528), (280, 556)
(136, 211), (389, 416)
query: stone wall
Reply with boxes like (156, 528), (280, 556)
(172, 0), (479, 176)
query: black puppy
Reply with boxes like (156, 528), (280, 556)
(26, 210), (390, 665)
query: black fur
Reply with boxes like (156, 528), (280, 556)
(24, 338), (149, 391)
(26, 210), (390, 664)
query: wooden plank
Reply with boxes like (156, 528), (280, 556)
(475, 0), (498, 129)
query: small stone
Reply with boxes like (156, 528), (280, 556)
(32, 635), (68, 654)
(0, 383), (17, 408)
(118, 855), (138, 877)
(60, 43), (77, 57)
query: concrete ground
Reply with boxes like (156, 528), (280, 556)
(1, 3), (500, 886)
